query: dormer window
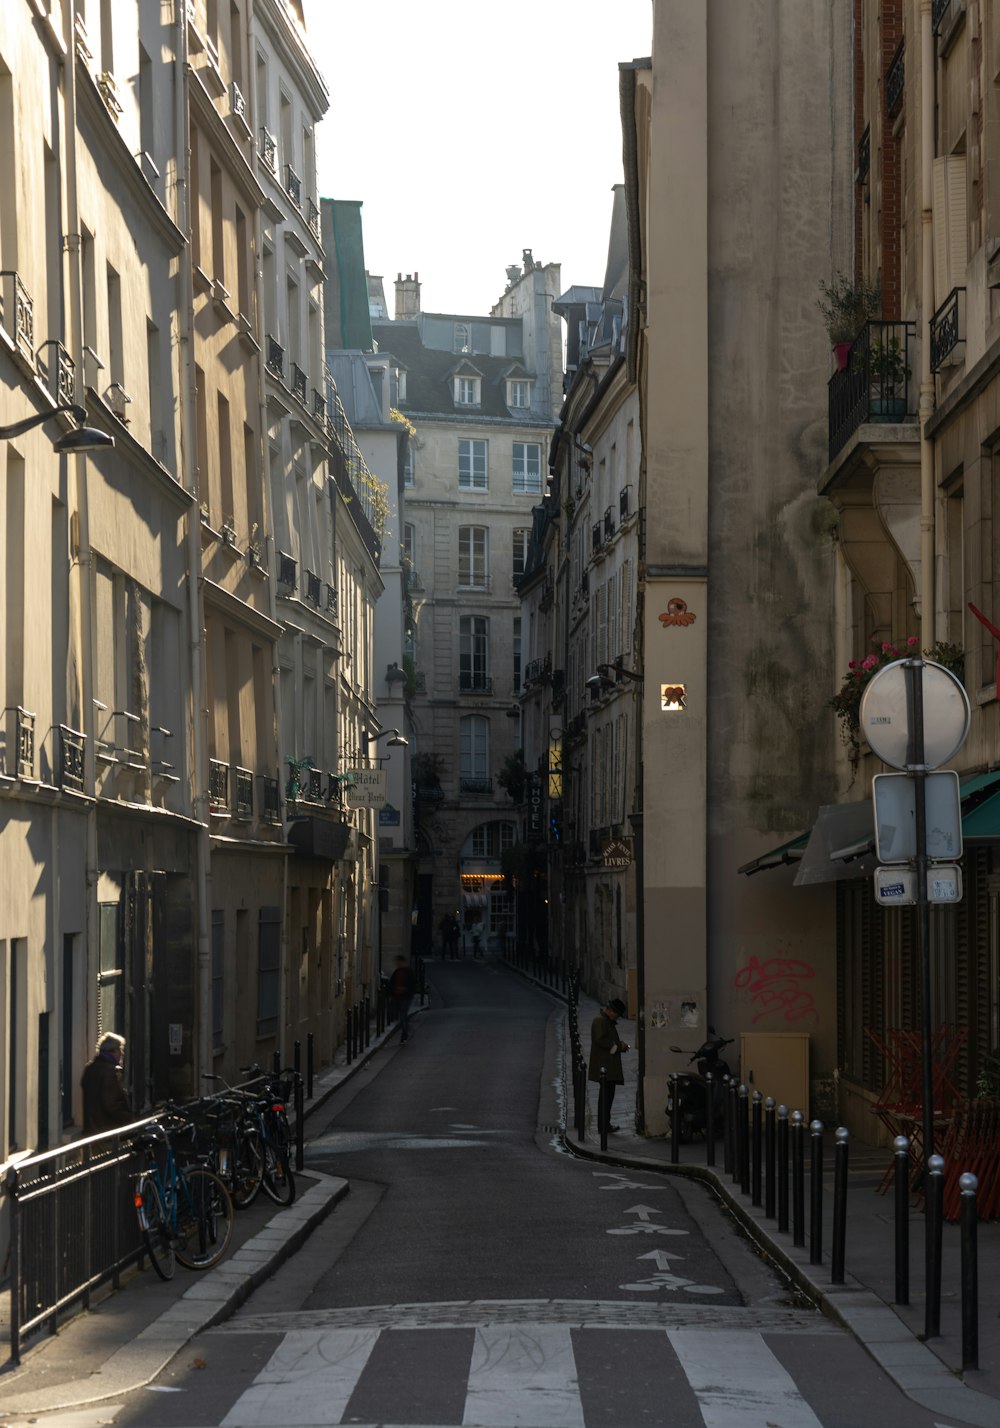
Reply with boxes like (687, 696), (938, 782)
(390, 367), (407, 405)
(454, 322), (470, 353)
(454, 375), (481, 406)
(507, 378), (531, 409)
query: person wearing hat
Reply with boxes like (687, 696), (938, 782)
(588, 998), (630, 1134)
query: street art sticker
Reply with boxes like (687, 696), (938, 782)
(659, 597), (697, 627)
(650, 998), (701, 1030)
(733, 952), (819, 1024)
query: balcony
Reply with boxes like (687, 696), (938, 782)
(284, 164), (301, 208)
(460, 777), (493, 796)
(885, 39), (904, 119)
(603, 508), (616, 542)
(523, 653), (552, 686)
(312, 388), (327, 424)
(35, 339), (75, 407)
(209, 758), (229, 814)
(230, 80), (247, 125)
(325, 583), (338, 615)
(96, 70), (122, 121)
(305, 570), (321, 606)
(856, 125), (870, 185)
(619, 485), (632, 521)
(260, 774), (281, 825)
(59, 724), (86, 792)
(591, 522), (602, 555)
(266, 334), (284, 379)
(930, 287), (965, 372)
(0, 270), (34, 359)
(276, 551), (296, 592)
(827, 320), (916, 462)
(459, 673), (493, 695)
(234, 765), (253, 818)
(291, 362), (307, 404)
(15, 707), (35, 779)
(259, 127), (276, 172)
(307, 197), (321, 239)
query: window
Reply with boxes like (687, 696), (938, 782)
(257, 906), (281, 1034)
(513, 616), (521, 692)
(454, 321), (470, 352)
(212, 909), (224, 1048)
(513, 442), (542, 494)
(402, 522), (415, 565)
(512, 528), (529, 580)
(403, 445), (414, 486)
(459, 526), (488, 587)
(459, 438), (488, 491)
(460, 714), (490, 780)
(507, 379), (531, 408)
(460, 615), (489, 691)
(455, 375), (480, 406)
(471, 822), (516, 857)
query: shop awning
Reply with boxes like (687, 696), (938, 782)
(737, 832), (810, 877)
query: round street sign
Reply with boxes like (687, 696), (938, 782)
(858, 659), (970, 770)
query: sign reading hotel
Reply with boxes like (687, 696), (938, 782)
(345, 768), (388, 809)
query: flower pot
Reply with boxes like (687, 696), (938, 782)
(833, 341), (853, 370)
(870, 396), (907, 421)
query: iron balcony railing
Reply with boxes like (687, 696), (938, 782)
(932, 0), (951, 33)
(306, 767), (324, 803)
(325, 583), (338, 615)
(603, 508), (616, 541)
(0, 269), (35, 358)
(266, 334), (284, 379)
(284, 164), (301, 207)
(459, 673), (493, 694)
(305, 570), (321, 606)
(619, 485), (632, 521)
(930, 287), (965, 372)
(827, 319), (916, 462)
(312, 387), (327, 423)
(460, 777), (493, 796)
(857, 125), (871, 184)
(523, 654), (552, 685)
(276, 551), (296, 591)
(260, 773), (281, 824)
(15, 706), (35, 779)
(291, 362), (307, 404)
(208, 757), (229, 812)
(59, 724), (86, 792)
(234, 765), (253, 818)
(886, 39), (904, 119)
(259, 127), (276, 171)
(36, 339), (75, 406)
(591, 522), (602, 554)
(230, 80), (246, 123)
(307, 197), (321, 238)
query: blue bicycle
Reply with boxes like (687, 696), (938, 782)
(132, 1114), (234, 1281)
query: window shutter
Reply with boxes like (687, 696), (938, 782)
(932, 154), (968, 303)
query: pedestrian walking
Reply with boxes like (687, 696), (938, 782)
(387, 955), (417, 1043)
(80, 1031), (132, 1137)
(588, 998), (630, 1134)
(440, 912), (460, 959)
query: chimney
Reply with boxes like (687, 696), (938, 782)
(394, 271), (421, 320)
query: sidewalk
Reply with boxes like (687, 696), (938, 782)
(0, 1006), (419, 1416)
(563, 982), (1000, 1428)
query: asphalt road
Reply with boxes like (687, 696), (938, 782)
(93, 960), (965, 1428)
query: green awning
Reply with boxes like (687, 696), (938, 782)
(738, 832), (810, 877)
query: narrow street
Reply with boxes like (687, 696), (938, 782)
(76, 961), (960, 1428)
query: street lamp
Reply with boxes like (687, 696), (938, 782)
(367, 728), (408, 748)
(0, 402), (114, 452)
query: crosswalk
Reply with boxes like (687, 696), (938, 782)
(212, 1301), (843, 1427)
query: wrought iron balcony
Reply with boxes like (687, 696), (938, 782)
(930, 287), (965, 372)
(459, 777), (493, 796)
(276, 551), (296, 591)
(459, 673), (493, 694)
(886, 39), (904, 119)
(591, 522), (602, 555)
(305, 766), (324, 803)
(35, 339), (75, 406)
(603, 508), (615, 541)
(291, 362), (307, 404)
(857, 125), (870, 184)
(15, 707), (35, 779)
(234, 765), (253, 817)
(259, 127), (276, 171)
(266, 334), (284, 379)
(59, 724), (86, 792)
(230, 80), (247, 123)
(305, 570), (321, 606)
(209, 757), (229, 813)
(619, 485), (632, 521)
(312, 388), (327, 423)
(0, 270), (34, 358)
(284, 164), (301, 207)
(827, 320), (916, 462)
(523, 654), (552, 686)
(307, 197), (321, 238)
(260, 773), (281, 824)
(932, 0), (952, 33)
(325, 583), (338, 615)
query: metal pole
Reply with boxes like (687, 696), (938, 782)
(729, 1079), (740, 1185)
(960, 1172), (979, 1372)
(810, 1120), (824, 1264)
(792, 1111), (805, 1247)
(705, 1072), (715, 1167)
(306, 1032), (314, 1099)
(599, 1067), (608, 1153)
(739, 1084), (749, 1195)
(670, 1073), (680, 1165)
(7, 1167), (20, 1364)
(294, 1072), (304, 1171)
(294, 1037), (301, 1077)
(764, 1097), (776, 1218)
(751, 1090), (762, 1207)
(925, 1152), (944, 1339)
(777, 1105), (789, 1233)
(722, 1076), (733, 1176)
(894, 1134), (910, 1305)
(831, 1127), (849, 1284)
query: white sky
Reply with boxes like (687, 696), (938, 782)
(300, 0), (653, 317)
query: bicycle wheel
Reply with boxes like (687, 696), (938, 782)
(174, 1167), (234, 1269)
(232, 1124), (264, 1208)
(261, 1140), (296, 1205)
(136, 1175), (175, 1281)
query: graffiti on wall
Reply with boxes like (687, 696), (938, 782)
(732, 952), (818, 1025)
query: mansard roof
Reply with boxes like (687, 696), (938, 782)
(372, 319), (538, 421)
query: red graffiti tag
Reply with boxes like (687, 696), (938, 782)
(733, 954), (819, 1025)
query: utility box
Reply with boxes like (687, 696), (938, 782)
(740, 1032), (810, 1116)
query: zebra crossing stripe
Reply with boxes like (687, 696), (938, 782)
(219, 1327), (380, 1427)
(463, 1325), (584, 1427)
(667, 1328), (825, 1428)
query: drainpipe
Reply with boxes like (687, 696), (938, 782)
(175, 6), (212, 1083)
(919, 0), (935, 648)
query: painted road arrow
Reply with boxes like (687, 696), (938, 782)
(623, 1204), (665, 1221)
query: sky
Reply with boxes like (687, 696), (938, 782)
(300, 0), (653, 317)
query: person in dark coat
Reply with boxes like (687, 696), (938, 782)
(387, 956), (417, 1043)
(81, 1032), (132, 1136)
(588, 998), (630, 1134)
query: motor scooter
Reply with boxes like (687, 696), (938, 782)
(665, 1028), (735, 1142)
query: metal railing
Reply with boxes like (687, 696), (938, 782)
(886, 39), (905, 119)
(930, 287), (965, 372)
(59, 724), (86, 791)
(209, 757), (229, 812)
(234, 765), (253, 817)
(260, 773), (281, 824)
(459, 673), (493, 694)
(827, 319), (916, 461)
(259, 127), (276, 171)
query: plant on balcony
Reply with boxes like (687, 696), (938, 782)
(818, 272), (881, 366)
(413, 751), (444, 801)
(868, 336), (911, 418)
(831, 636), (965, 764)
(497, 748), (527, 804)
(284, 754), (314, 800)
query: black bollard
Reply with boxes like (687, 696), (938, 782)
(831, 1127), (849, 1284)
(294, 1072), (304, 1171)
(576, 1061), (587, 1141)
(670, 1074), (681, 1165)
(364, 995), (371, 1049)
(893, 1134), (910, 1306)
(764, 1098), (776, 1218)
(792, 1111), (805, 1247)
(306, 1032), (314, 1099)
(705, 1072), (715, 1167)
(272, 1049), (280, 1076)
(960, 1172), (979, 1372)
(294, 1038), (301, 1079)
(809, 1119), (824, 1265)
(751, 1091), (762, 1207)
(729, 1080), (740, 1185)
(722, 1076), (733, 1176)
(738, 1084), (750, 1195)
(777, 1105), (789, 1233)
(345, 1008), (353, 1065)
(925, 1153), (945, 1340)
(599, 1067), (608, 1153)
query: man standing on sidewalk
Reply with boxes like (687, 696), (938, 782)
(388, 955), (417, 1043)
(589, 998), (630, 1134)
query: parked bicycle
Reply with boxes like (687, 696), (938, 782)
(131, 1111), (234, 1281)
(196, 1075), (265, 1208)
(239, 1064), (297, 1205)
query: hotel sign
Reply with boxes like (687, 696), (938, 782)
(345, 768), (388, 809)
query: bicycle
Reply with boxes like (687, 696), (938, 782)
(132, 1113), (235, 1280)
(240, 1065), (297, 1206)
(196, 1076), (265, 1208)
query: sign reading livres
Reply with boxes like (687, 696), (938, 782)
(603, 838), (633, 869)
(345, 768), (388, 809)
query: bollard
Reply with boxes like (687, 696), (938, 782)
(272, 1049), (280, 1076)
(364, 995), (371, 1049)
(738, 1084), (750, 1194)
(705, 1072), (715, 1167)
(764, 1098), (776, 1218)
(893, 1135), (910, 1306)
(670, 1074), (681, 1165)
(306, 1032), (314, 1099)
(960, 1172), (979, 1372)
(577, 1061), (587, 1141)
(777, 1105), (789, 1233)
(599, 1067), (608, 1153)
(751, 1091), (763, 1207)
(791, 1111), (805, 1248)
(294, 1072), (304, 1171)
(722, 1077), (733, 1176)
(925, 1153), (945, 1340)
(729, 1079), (740, 1185)
(809, 1120), (824, 1265)
(345, 1008), (353, 1066)
(831, 1127), (849, 1284)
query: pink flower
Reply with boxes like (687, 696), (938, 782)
(907, 636), (918, 646)
(862, 655), (878, 670)
(881, 643), (892, 652)
(848, 661), (856, 669)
